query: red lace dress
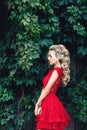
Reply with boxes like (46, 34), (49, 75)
(36, 67), (71, 130)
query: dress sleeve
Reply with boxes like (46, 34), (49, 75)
(53, 68), (59, 76)
(53, 67), (62, 79)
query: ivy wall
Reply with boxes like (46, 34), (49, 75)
(0, 0), (87, 130)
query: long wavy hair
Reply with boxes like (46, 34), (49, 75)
(49, 44), (70, 87)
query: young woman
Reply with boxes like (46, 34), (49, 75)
(34, 44), (71, 130)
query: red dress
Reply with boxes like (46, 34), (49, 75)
(36, 67), (71, 130)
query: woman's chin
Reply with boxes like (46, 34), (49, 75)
(48, 61), (53, 66)
(49, 63), (53, 66)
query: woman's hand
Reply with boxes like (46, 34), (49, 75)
(34, 103), (42, 116)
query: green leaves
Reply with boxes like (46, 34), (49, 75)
(67, 5), (87, 36)
(77, 46), (87, 56)
(73, 23), (87, 36)
(20, 14), (41, 40)
(39, 39), (53, 47)
(0, 87), (14, 103)
(17, 41), (40, 70)
(0, 104), (15, 125)
(48, 16), (60, 33)
(0, 0), (87, 130)
(66, 78), (87, 124)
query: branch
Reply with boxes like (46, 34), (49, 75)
(18, 85), (24, 118)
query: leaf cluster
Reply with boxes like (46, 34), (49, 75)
(0, 0), (87, 129)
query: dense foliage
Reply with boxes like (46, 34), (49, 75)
(0, 0), (87, 130)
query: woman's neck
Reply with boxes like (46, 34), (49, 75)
(54, 63), (61, 68)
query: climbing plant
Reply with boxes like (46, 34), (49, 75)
(0, 0), (87, 129)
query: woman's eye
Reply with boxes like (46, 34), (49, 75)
(48, 55), (52, 58)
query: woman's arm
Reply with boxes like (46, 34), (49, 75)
(35, 70), (58, 115)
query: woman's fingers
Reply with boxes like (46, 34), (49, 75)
(38, 107), (42, 114)
(34, 105), (38, 115)
(34, 105), (42, 115)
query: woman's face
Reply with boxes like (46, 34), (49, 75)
(47, 50), (58, 65)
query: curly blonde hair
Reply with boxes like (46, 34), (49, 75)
(49, 44), (70, 87)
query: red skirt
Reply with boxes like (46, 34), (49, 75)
(36, 92), (71, 130)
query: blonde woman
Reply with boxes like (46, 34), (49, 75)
(34, 44), (71, 130)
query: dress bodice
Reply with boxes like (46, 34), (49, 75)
(42, 67), (62, 93)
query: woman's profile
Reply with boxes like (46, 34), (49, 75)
(34, 44), (71, 130)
